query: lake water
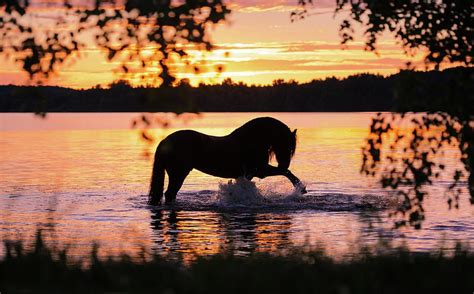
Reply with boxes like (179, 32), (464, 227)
(0, 113), (473, 260)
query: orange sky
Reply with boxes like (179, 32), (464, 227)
(0, 1), (429, 88)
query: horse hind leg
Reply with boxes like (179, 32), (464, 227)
(164, 168), (190, 204)
(149, 157), (166, 206)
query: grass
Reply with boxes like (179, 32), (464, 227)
(1, 233), (474, 293)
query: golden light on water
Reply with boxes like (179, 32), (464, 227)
(1, 113), (472, 261)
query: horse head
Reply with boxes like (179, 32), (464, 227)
(271, 128), (297, 170)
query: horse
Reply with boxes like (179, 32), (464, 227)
(148, 117), (306, 205)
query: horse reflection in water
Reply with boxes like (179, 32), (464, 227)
(149, 210), (292, 257)
(149, 117), (306, 205)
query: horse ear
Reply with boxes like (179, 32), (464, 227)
(292, 129), (297, 136)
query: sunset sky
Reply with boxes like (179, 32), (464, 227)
(0, 0), (429, 88)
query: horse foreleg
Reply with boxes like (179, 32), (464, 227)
(281, 169), (307, 193)
(164, 170), (190, 204)
(256, 165), (307, 193)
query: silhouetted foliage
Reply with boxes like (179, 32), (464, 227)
(2, 231), (474, 293)
(361, 69), (474, 229)
(300, 0), (473, 67)
(0, 0), (230, 86)
(297, 0), (474, 227)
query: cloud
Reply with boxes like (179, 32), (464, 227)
(196, 57), (405, 73)
(229, 0), (336, 12)
(0, 39), (424, 88)
(211, 41), (404, 55)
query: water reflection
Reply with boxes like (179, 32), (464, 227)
(149, 209), (294, 258)
(0, 113), (473, 261)
(218, 213), (259, 254)
(219, 213), (293, 254)
(149, 209), (222, 257)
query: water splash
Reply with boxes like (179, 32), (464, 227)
(215, 178), (267, 206)
(212, 177), (398, 212)
(215, 177), (306, 208)
(143, 178), (399, 213)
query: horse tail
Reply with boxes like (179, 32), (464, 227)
(148, 151), (166, 205)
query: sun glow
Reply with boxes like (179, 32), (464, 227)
(0, 3), (439, 88)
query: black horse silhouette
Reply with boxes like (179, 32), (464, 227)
(148, 117), (306, 205)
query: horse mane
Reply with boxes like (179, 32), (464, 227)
(232, 116), (297, 163)
(267, 129), (297, 162)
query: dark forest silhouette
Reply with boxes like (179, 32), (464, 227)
(1, 67), (470, 113)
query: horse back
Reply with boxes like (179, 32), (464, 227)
(156, 129), (254, 178)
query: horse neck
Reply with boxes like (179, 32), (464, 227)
(229, 122), (282, 149)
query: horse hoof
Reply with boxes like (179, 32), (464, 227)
(300, 186), (308, 194)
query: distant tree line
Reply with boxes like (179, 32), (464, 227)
(0, 67), (470, 113)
